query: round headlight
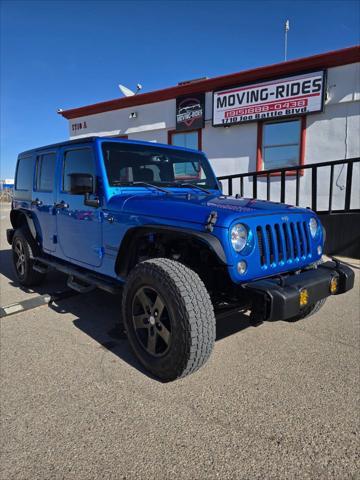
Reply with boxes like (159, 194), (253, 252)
(309, 217), (318, 238)
(231, 224), (248, 252)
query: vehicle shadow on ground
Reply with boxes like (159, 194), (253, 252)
(0, 247), (259, 380)
(49, 287), (258, 381)
(0, 248), (68, 297)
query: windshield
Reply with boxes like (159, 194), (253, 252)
(101, 142), (219, 190)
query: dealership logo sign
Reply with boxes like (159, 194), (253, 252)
(176, 93), (205, 131)
(212, 70), (325, 126)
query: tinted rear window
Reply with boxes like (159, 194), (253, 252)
(15, 156), (35, 190)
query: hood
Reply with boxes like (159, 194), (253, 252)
(107, 192), (309, 229)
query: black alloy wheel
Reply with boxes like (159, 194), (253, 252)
(11, 228), (46, 286)
(13, 238), (26, 278)
(132, 286), (172, 357)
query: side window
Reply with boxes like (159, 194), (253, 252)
(169, 130), (200, 150)
(15, 156), (35, 190)
(261, 119), (301, 170)
(62, 148), (95, 192)
(36, 153), (56, 191)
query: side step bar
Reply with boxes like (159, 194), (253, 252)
(67, 275), (95, 293)
(34, 257), (122, 295)
(33, 263), (50, 274)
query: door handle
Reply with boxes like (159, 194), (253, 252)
(31, 198), (43, 207)
(54, 201), (69, 209)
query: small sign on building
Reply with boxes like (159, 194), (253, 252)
(176, 93), (205, 131)
(213, 70), (325, 126)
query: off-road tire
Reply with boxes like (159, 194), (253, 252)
(12, 228), (46, 286)
(122, 258), (216, 381)
(287, 298), (327, 322)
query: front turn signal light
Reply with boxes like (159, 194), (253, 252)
(299, 289), (309, 307)
(330, 276), (338, 294)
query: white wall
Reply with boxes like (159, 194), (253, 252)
(204, 121), (257, 175)
(68, 99), (176, 139)
(67, 62), (360, 210)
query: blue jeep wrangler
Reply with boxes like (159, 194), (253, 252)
(7, 137), (354, 381)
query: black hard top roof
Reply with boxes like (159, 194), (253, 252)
(18, 136), (100, 157)
(18, 136), (202, 158)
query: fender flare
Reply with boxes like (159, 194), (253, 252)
(115, 225), (228, 277)
(10, 209), (37, 240)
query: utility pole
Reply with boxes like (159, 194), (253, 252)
(284, 19), (290, 61)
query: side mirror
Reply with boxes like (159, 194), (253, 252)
(69, 173), (93, 195)
(69, 173), (100, 208)
(218, 180), (223, 193)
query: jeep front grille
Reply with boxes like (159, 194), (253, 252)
(256, 221), (311, 267)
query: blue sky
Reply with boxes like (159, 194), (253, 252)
(1, 0), (359, 178)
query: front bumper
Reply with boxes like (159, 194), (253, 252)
(245, 261), (354, 321)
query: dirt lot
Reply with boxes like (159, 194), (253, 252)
(1, 203), (359, 480)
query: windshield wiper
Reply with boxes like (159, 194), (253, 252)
(177, 182), (211, 195)
(133, 181), (171, 193)
(112, 180), (170, 194)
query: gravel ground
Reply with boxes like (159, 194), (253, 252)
(1, 204), (359, 479)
